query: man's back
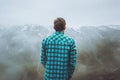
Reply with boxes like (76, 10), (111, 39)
(41, 17), (77, 80)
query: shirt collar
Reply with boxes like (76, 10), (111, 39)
(55, 31), (64, 35)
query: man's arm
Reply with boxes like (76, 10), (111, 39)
(40, 39), (47, 68)
(68, 39), (77, 78)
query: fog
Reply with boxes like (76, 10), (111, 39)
(0, 25), (120, 80)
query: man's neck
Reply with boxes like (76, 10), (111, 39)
(61, 30), (64, 34)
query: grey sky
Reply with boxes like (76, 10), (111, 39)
(0, 0), (120, 27)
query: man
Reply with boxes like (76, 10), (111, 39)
(41, 17), (77, 80)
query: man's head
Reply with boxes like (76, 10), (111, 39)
(54, 17), (66, 31)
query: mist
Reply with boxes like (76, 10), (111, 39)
(0, 25), (120, 80)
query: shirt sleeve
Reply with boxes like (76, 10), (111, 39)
(68, 39), (77, 78)
(40, 39), (47, 68)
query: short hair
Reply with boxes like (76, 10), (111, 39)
(54, 17), (66, 31)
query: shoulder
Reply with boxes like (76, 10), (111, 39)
(42, 34), (54, 44)
(64, 35), (75, 44)
(42, 38), (46, 45)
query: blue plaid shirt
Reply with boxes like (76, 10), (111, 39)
(41, 31), (77, 80)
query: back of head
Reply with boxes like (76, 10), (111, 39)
(54, 17), (66, 31)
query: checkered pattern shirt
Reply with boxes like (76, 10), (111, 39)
(41, 31), (77, 80)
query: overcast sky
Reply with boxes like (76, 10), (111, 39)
(0, 0), (120, 27)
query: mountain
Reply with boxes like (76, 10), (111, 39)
(0, 25), (120, 80)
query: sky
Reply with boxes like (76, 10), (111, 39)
(0, 0), (120, 27)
